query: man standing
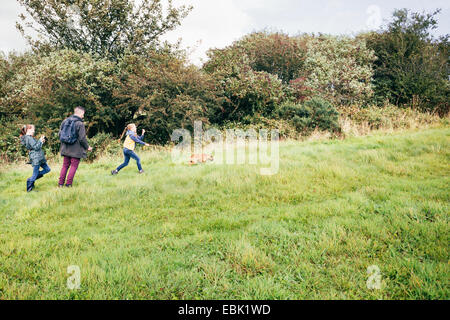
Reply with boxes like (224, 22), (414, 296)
(58, 106), (92, 187)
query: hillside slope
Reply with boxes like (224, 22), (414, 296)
(0, 127), (449, 299)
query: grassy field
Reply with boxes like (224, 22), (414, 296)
(0, 127), (448, 299)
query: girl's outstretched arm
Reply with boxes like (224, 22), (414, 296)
(130, 134), (146, 145)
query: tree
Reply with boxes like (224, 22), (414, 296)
(365, 8), (449, 114)
(0, 51), (41, 119)
(236, 31), (307, 84)
(203, 31), (307, 84)
(276, 98), (340, 135)
(16, 0), (192, 60)
(114, 52), (222, 144)
(204, 48), (286, 123)
(10, 49), (117, 139)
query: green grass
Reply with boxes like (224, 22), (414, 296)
(0, 127), (449, 299)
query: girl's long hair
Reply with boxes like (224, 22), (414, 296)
(119, 123), (136, 141)
(20, 124), (34, 137)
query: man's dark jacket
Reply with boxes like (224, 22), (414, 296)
(59, 115), (90, 159)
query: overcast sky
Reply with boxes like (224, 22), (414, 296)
(1, 0), (449, 65)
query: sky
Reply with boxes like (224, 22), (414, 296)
(1, 0), (449, 65)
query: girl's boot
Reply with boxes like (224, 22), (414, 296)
(26, 180), (34, 192)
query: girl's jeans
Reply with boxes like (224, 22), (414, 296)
(59, 156), (81, 186)
(116, 148), (142, 172)
(28, 162), (51, 184)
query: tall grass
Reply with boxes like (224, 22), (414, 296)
(0, 126), (448, 299)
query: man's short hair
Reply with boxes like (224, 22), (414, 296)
(74, 106), (85, 113)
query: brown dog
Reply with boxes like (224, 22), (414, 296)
(189, 154), (214, 165)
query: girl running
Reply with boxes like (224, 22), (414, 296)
(20, 124), (51, 192)
(111, 124), (149, 175)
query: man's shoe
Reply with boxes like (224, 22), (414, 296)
(111, 170), (118, 175)
(65, 184), (72, 188)
(58, 184), (64, 188)
(139, 170), (144, 174)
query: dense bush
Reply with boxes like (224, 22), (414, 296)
(114, 52), (222, 144)
(0, 51), (40, 119)
(203, 48), (286, 123)
(204, 32), (376, 122)
(1, 49), (117, 137)
(276, 97), (340, 135)
(300, 35), (376, 106)
(0, 47), (221, 144)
